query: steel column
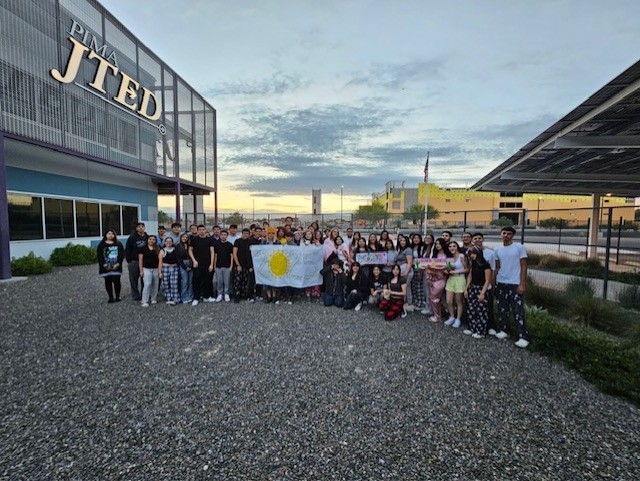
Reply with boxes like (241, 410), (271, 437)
(0, 133), (11, 279)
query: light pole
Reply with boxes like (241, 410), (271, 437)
(340, 185), (344, 226)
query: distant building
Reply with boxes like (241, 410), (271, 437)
(371, 181), (635, 226)
(312, 189), (321, 215)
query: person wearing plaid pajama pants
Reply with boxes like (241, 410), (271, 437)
(159, 238), (180, 305)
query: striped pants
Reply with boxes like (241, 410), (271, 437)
(162, 265), (180, 303)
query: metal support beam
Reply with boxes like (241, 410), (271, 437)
(481, 183), (639, 197)
(554, 135), (640, 149)
(175, 181), (181, 225)
(0, 133), (11, 280)
(500, 172), (640, 183)
(589, 194), (601, 259)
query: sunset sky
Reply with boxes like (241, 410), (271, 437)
(102, 0), (640, 214)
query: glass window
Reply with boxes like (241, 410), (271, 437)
(8, 195), (43, 240)
(122, 205), (139, 235)
(45, 198), (74, 239)
(101, 204), (121, 235)
(76, 201), (100, 237)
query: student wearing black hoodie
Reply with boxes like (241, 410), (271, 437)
(97, 229), (125, 303)
(320, 258), (346, 307)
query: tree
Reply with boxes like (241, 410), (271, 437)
(157, 210), (170, 225)
(225, 212), (245, 226)
(354, 201), (389, 226)
(402, 204), (440, 227)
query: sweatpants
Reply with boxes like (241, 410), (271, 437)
(496, 283), (530, 340)
(215, 267), (231, 296)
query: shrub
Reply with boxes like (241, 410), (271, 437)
(525, 276), (566, 314)
(11, 252), (52, 276)
(527, 310), (640, 405)
(565, 277), (595, 299)
(490, 216), (514, 227)
(617, 285), (640, 311)
(569, 295), (615, 330)
(527, 252), (541, 266)
(49, 242), (97, 266)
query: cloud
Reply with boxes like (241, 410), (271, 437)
(204, 72), (307, 97)
(347, 59), (445, 89)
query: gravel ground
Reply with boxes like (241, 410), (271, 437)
(0, 264), (638, 480)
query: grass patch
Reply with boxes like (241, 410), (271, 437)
(11, 252), (52, 276)
(527, 309), (640, 405)
(565, 277), (595, 298)
(531, 253), (640, 284)
(49, 243), (97, 266)
(525, 276), (565, 314)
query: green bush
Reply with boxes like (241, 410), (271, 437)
(490, 216), (514, 227)
(11, 252), (52, 276)
(525, 276), (566, 314)
(617, 285), (640, 311)
(569, 295), (614, 329)
(49, 242), (97, 266)
(565, 277), (595, 298)
(527, 252), (541, 266)
(528, 310), (640, 405)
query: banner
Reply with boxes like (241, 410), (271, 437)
(415, 257), (454, 269)
(355, 252), (388, 265)
(251, 245), (324, 288)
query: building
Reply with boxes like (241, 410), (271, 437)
(312, 189), (321, 215)
(0, 0), (216, 279)
(372, 182), (634, 226)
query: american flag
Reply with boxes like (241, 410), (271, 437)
(423, 151), (430, 184)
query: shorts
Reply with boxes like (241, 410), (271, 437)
(445, 275), (466, 293)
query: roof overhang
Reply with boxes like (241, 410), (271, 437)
(472, 60), (640, 198)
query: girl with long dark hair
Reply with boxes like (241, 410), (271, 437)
(96, 229), (125, 303)
(426, 237), (451, 322)
(464, 245), (492, 338)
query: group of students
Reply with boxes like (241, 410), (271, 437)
(97, 218), (530, 348)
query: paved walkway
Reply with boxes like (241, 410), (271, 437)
(0, 265), (638, 480)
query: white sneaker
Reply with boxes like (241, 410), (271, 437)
(167, 301), (176, 306)
(287, 300), (292, 305)
(463, 329), (472, 335)
(420, 308), (432, 315)
(404, 304), (415, 312)
(191, 299), (199, 306)
(495, 331), (509, 340)
(452, 319), (461, 329)
(355, 302), (362, 312)
(515, 338), (530, 349)
(224, 294), (230, 302)
(428, 316), (438, 323)
(215, 294), (223, 303)
(472, 333), (484, 339)
(488, 329), (497, 336)
(150, 300), (157, 304)
(444, 317), (455, 326)
(204, 297), (216, 303)
(141, 302), (149, 307)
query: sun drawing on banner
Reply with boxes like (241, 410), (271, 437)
(269, 250), (289, 278)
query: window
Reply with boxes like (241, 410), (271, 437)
(500, 192), (522, 198)
(8, 195), (43, 240)
(122, 205), (139, 235)
(392, 201), (401, 210)
(76, 201), (100, 237)
(500, 202), (523, 208)
(101, 204), (121, 235)
(45, 198), (74, 239)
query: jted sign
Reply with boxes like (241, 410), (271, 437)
(51, 20), (162, 123)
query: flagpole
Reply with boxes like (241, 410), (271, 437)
(422, 152), (429, 236)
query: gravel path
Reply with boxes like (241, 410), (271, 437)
(1, 265), (638, 480)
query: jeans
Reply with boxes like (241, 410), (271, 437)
(323, 293), (344, 307)
(400, 263), (414, 305)
(141, 268), (159, 303)
(180, 267), (193, 303)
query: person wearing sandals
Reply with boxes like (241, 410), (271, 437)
(444, 240), (469, 328)
(139, 235), (160, 307)
(97, 229), (125, 303)
(378, 264), (407, 321)
(159, 236), (180, 305)
(343, 261), (370, 311)
(464, 245), (492, 338)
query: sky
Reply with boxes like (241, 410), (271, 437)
(100, 0), (640, 214)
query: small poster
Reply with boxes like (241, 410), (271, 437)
(355, 252), (388, 265)
(415, 257), (455, 269)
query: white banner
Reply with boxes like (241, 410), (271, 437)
(251, 245), (324, 288)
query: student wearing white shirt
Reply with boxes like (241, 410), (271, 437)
(493, 226), (530, 348)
